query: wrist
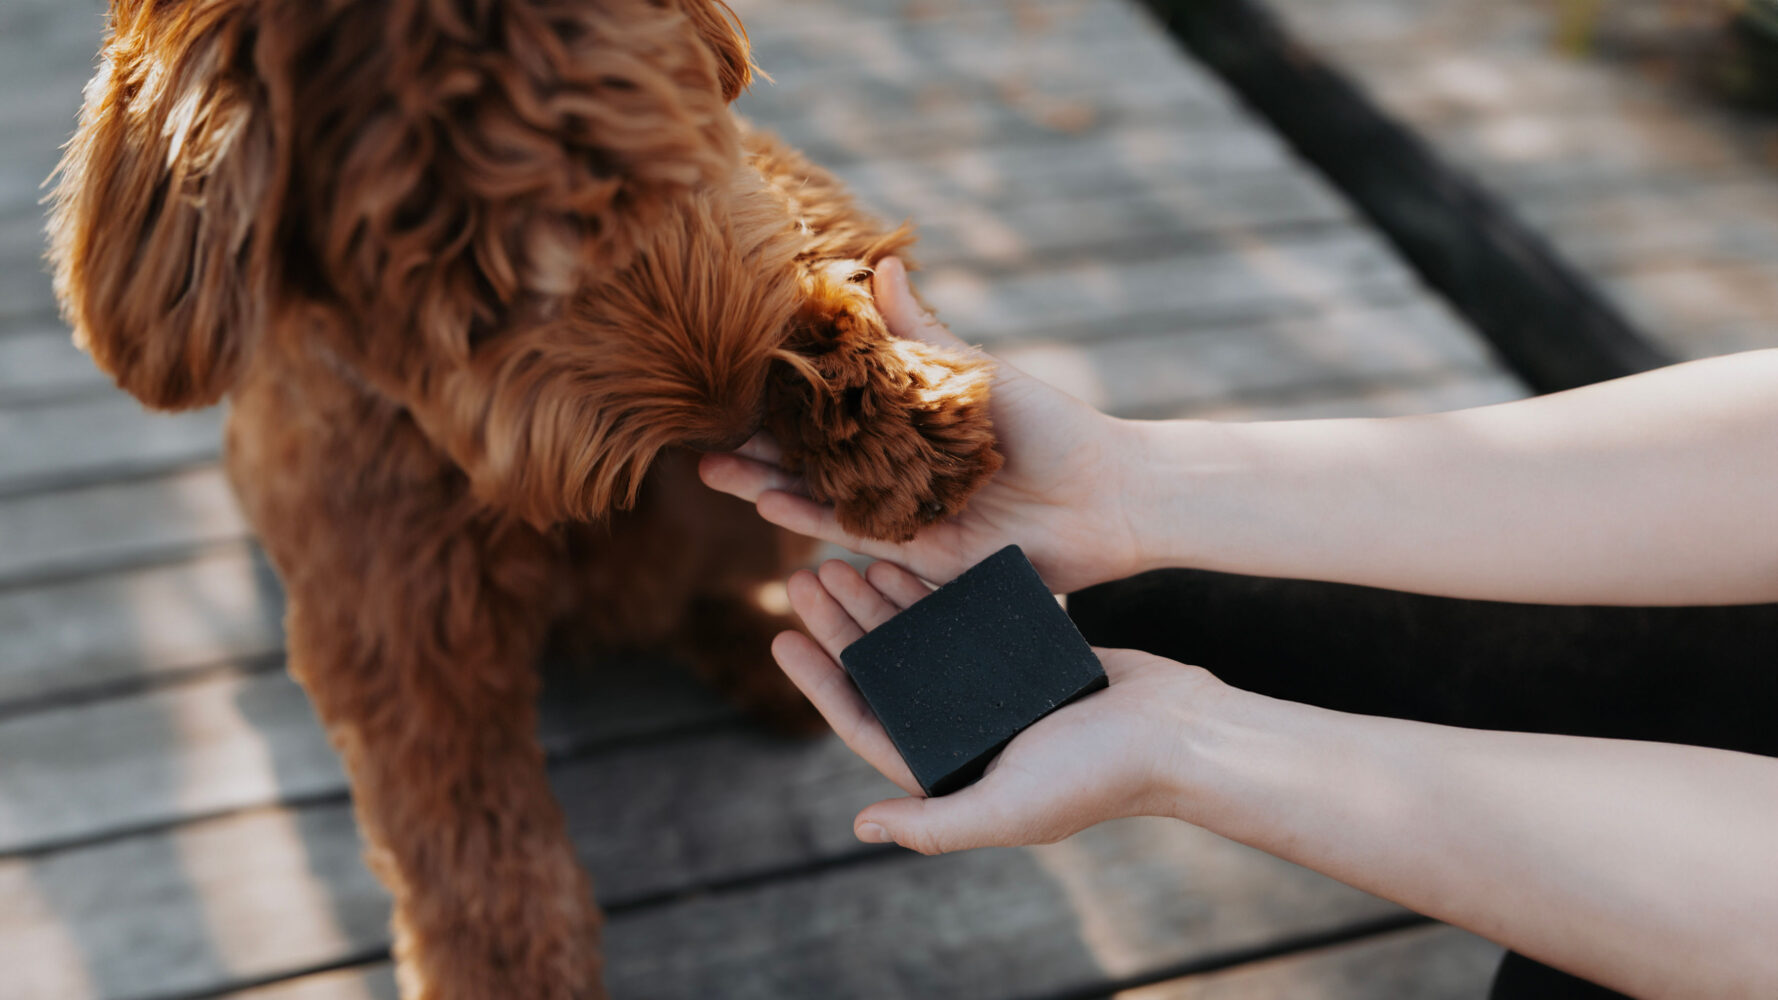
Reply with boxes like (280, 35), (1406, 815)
(1153, 681), (1361, 840)
(1092, 414), (1154, 585)
(1107, 417), (1235, 580)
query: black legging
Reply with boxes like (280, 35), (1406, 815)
(1068, 570), (1778, 999)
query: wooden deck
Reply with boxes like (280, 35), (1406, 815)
(0, 0), (1535, 997)
(1264, 0), (1778, 362)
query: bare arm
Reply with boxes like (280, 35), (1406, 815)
(705, 260), (1778, 604)
(1137, 349), (1778, 604)
(1178, 684), (1778, 999)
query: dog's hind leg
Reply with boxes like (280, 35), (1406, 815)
(674, 589), (824, 734)
(557, 450), (821, 733)
(272, 508), (604, 1000)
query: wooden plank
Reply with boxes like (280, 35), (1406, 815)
(992, 300), (1501, 416)
(1143, 0), (1673, 393)
(0, 546), (284, 711)
(595, 821), (1401, 1000)
(0, 209), (57, 327)
(906, 174), (1352, 271)
(738, 0), (1202, 95)
(1, 805), (397, 1000)
(832, 119), (1294, 218)
(737, 0), (1161, 47)
(0, 396), (223, 497)
(0, 652), (734, 858)
(1117, 922), (1503, 999)
(0, 721), (880, 1000)
(1598, 258), (1778, 360)
(1260, 0), (1778, 367)
(1306, 47), (1652, 125)
(221, 967), (398, 1000)
(1256, 0), (1551, 53)
(0, 323), (104, 407)
(1510, 179), (1778, 276)
(742, 82), (1220, 173)
(0, 671), (346, 857)
(1175, 367), (1524, 423)
(0, 466), (246, 587)
(0, 726), (880, 1000)
(1414, 108), (1764, 196)
(57, 813), (1410, 1000)
(926, 229), (1416, 343)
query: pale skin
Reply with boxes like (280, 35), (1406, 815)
(698, 258), (1778, 999)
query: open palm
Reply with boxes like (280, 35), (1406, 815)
(772, 558), (1219, 855)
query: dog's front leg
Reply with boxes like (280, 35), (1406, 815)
(764, 263), (1004, 542)
(278, 521), (603, 1000)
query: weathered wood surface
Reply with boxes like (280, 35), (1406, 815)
(212, 821), (1412, 1000)
(0, 467), (248, 588)
(1144, 0), (1674, 393)
(0, 547), (285, 711)
(232, 924), (1505, 1000)
(0, 0), (1531, 997)
(1263, 0), (1778, 363)
(1119, 923), (1503, 999)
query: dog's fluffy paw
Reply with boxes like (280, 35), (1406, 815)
(768, 295), (1002, 542)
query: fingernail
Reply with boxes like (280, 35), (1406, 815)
(856, 822), (890, 844)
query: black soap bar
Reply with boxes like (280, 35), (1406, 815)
(840, 545), (1108, 797)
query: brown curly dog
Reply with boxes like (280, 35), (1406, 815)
(46, 1), (1001, 996)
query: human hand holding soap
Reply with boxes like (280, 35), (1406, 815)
(839, 546), (1107, 796)
(772, 553), (1224, 854)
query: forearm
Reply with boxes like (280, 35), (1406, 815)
(1170, 687), (1778, 999)
(1117, 349), (1778, 604)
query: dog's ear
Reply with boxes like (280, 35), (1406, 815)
(680, 0), (755, 103)
(279, 0), (748, 370)
(47, 3), (270, 411)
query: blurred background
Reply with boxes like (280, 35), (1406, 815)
(1, 0), (1774, 997)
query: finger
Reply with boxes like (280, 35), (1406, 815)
(865, 561), (933, 610)
(733, 432), (784, 465)
(771, 630), (922, 793)
(818, 559), (903, 631)
(698, 453), (805, 501)
(853, 767), (1043, 854)
(786, 568), (865, 657)
(873, 257), (968, 351)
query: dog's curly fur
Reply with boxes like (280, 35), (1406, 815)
(47, 1), (1002, 995)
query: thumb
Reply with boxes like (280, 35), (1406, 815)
(853, 779), (1034, 855)
(872, 256), (969, 351)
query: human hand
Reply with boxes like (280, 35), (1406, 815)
(772, 557), (1223, 854)
(700, 257), (1146, 595)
